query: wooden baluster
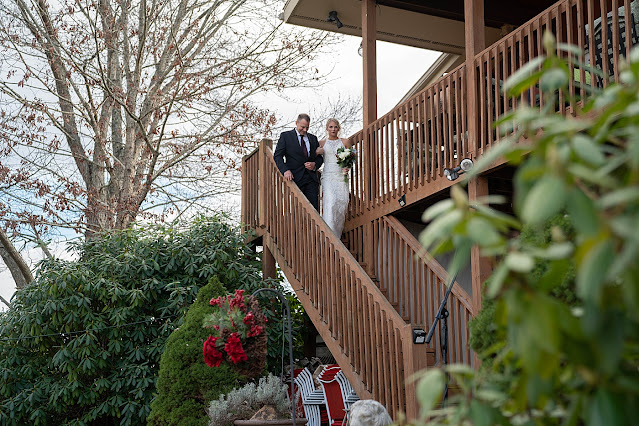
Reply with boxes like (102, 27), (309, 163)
(625, 0), (633, 56)
(611, 0), (620, 83)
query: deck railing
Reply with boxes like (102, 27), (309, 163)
(345, 0), (638, 226)
(243, 141), (430, 419)
(474, 0), (638, 153)
(346, 65), (467, 223)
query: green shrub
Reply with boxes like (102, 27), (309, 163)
(0, 215), (277, 425)
(147, 276), (242, 426)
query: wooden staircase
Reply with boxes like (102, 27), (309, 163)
(241, 140), (472, 419)
(240, 0), (639, 419)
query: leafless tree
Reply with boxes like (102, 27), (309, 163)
(0, 0), (335, 287)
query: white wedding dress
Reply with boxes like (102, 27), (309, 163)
(321, 138), (350, 236)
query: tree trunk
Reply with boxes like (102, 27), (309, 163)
(0, 229), (33, 288)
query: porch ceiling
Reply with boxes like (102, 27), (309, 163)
(282, 0), (557, 54)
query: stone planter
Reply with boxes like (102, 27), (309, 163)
(234, 420), (308, 425)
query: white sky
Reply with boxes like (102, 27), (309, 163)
(0, 33), (440, 310)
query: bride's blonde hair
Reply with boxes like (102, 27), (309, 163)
(326, 118), (341, 134)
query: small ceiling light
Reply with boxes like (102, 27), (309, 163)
(444, 158), (474, 181)
(327, 10), (343, 28)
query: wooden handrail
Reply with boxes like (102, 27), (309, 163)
(252, 141), (429, 419)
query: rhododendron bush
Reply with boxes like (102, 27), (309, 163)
(202, 289), (267, 377)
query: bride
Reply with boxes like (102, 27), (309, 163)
(316, 118), (352, 236)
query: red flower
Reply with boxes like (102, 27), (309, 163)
(243, 311), (254, 325)
(248, 324), (263, 337)
(203, 336), (223, 367)
(210, 296), (223, 307)
(224, 332), (248, 364)
(229, 289), (246, 312)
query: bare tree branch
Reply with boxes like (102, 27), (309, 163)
(0, 294), (10, 309)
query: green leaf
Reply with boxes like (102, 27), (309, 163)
(504, 56), (546, 96)
(588, 389), (626, 425)
(422, 199), (455, 222)
(540, 67), (569, 92)
(419, 209), (464, 250)
(557, 43), (584, 56)
(466, 217), (502, 246)
(577, 239), (614, 301)
(597, 187), (639, 209)
(487, 263), (509, 298)
(571, 134), (605, 166)
(521, 176), (566, 225)
(416, 369), (445, 416)
(535, 242), (574, 259)
(567, 188), (599, 236)
(505, 252), (535, 273)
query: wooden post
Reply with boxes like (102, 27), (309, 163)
(262, 244), (277, 280)
(468, 176), (490, 315)
(258, 138), (272, 229)
(401, 326), (434, 420)
(362, 0), (377, 212)
(362, 0), (377, 127)
(241, 152), (247, 233)
(464, 0), (485, 157)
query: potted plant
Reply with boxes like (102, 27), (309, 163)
(207, 374), (307, 425)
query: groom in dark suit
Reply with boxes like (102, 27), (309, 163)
(274, 113), (323, 210)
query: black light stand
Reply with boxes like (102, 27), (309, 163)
(251, 288), (297, 426)
(425, 270), (457, 403)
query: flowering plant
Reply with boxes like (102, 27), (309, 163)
(336, 146), (357, 182)
(202, 289), (267, 377)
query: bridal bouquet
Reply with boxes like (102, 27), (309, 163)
(336, 146), (357, 182)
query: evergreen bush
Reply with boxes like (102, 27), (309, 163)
(147, 276), (242, 426)
(469, 214), (577, 364)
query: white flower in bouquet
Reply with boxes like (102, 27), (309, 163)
(336, 147), (357, 182)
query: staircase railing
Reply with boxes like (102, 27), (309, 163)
(244, 140), (430, 419)
(345, 216), (474, 366)
(241, 146), (261, 235)
(380, 216), (473, 365)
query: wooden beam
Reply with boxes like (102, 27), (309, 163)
(467, 176), (491, 315)
(464, 0), (485, 157)
(262, 244), (277, 281)
(362, 0), (377, 126)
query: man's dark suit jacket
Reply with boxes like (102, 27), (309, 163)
(273, 129), (323, 183)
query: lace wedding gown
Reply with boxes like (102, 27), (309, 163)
(321, 138), (350, 236)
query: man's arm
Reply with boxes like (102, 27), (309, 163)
(273, 133), (288, 174)
(313, 136), (323, 170)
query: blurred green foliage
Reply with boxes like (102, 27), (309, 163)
(415, 34), (639, 425)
